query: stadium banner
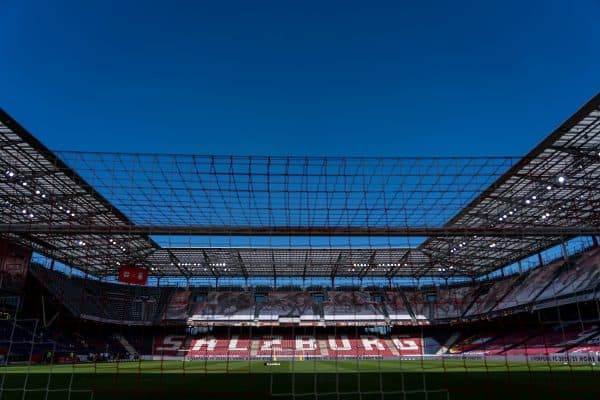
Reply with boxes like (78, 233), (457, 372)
(153, 334), (424, 358)
(323, 291), (386, 321)
(526, 353), (600, 364)
(148, 351), (600, 364)
(440, 353), (600, 364)
(384, 291), (412, 320)
(190, 291), (255, 321)
(152, 334), (599, 364)
(117, 265), (148, 285)
(255, 292), (318, 320)
(0, 239), (32, 290)
(162, 290), (192, 320)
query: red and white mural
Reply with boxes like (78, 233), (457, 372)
(153, 334), (423, 358)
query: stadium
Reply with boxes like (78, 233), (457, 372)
(0, 92), (598, 399)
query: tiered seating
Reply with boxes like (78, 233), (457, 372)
(422, 332), (451, 355)
(494, 261), (563, 311)
(473, 330), (538, 355)
(464, 277), (518, 317)
(125, 334), (153, 355)
(187, 335), (251, 358)
(537, 249), (600, 301)
(162, 290), (192, 320)
(403, 291), (428, 321)
(503, 324), (599, 355)
(0, 319), (74, 362)
(28, 245), (600, 328)
(153, 334), (423, 358)
(253, 335), (315, 358)
(323, 291), (385, 321)
(189, 291), (255, 322)
(433, 286), (478, 320)
(32, 266), (105, 318)
(325, 335), (396, 358)
(448, 333), (495, 354)
(383, 291), (411, 321)
(448, 330), (538, 355)
(255, 292), (319, 321)
(31, 264), (170, 324)
(568, 330), (600, 353)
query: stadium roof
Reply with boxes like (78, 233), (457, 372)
(0, 92), (599, 279)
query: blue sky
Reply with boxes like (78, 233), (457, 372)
(1, 0), (599, 157)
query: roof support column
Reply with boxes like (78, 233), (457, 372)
(561, 241), (569, 262)
(592, 236), (599, 248)
(537, 253), (544, 268)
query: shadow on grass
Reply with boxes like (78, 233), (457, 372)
(1, 371), (599, 400)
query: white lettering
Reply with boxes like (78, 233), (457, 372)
(190, 336), (217, 352)
(261, 336), (282, 351)
(328, 335), (351, 351)
(360, 335), (384, 351)
(155, 335), (184, 352)
(228, 335), (247, 351)
(391, 336), (420, 351)
(295, 335), (316, 351)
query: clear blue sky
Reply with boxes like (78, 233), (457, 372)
(1, 0), (599, 157)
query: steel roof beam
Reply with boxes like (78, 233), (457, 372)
(2, 224), (598, 236)
(236, 251), (249, 279)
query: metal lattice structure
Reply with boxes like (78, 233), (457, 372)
(0, 93), (599, 279)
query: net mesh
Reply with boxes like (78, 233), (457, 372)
(3, 255), (599, 399)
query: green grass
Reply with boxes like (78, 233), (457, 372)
(1, 360), (599, 399)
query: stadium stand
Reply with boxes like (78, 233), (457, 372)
(30, 263), (172, 324)
(322, 291), (385, 322)
(568, 331), (600, 353)
(433, 285), (479, 320)
(22, 242), (600, 327)
(502, 324), (600, 355)
(190, 291), (255, 322)
(255, 292), (320, 322)
(383, 290), (412, 322)
(536, 248), (600, 302)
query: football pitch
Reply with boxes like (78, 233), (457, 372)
(1, 360), (599, 399)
